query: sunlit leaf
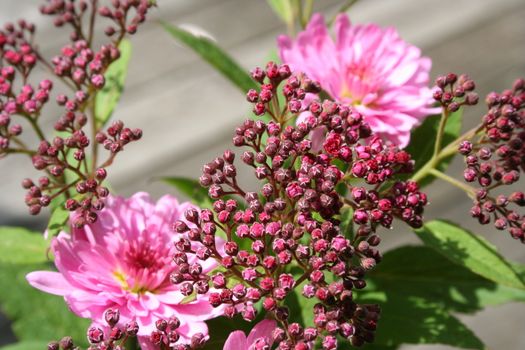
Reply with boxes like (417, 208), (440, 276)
(415, 220), (525, 290)
(266, 0), (293, 25)
(0, 262), (89, 346)
(161, 176), (212, 209)
(162, 22), (256, 93)
(0, 341), (49, 350)
(46, 205), (69, 238)
(0, 227), (48, 265)
(95, 39), (132, 127)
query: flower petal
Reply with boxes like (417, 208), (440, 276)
(223, 330), (247, 350)
(246, 319), (277, 346)
(26, 271), (72, 296)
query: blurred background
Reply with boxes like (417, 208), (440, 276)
(1, 0), (524, 349)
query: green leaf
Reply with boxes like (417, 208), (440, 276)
(0, 227), (48, 265)
(95, 39), (132, 127)
(361, 345), (399, 350)
(0, 262), (90, 346)
(0, 341), (49, 350)
(339, 206), (354, 239)
(46, 205), (70, 238)
(284, 287), (316, 328)
(358, 291), (485, 349)
(368, 245), (525, 314)
(180, 289), (198, 304)
(415, 220), (525, 290)
(162, 22), (257, 93)
(162, 176), (212, 209)
(266, 0), (293, 24)
(405, 109), (462, 187)
(286, 245), (497, 349)
(202, 315), (265, 350)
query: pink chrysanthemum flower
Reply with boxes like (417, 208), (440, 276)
(223, 319), (276, 350)
(278, 13), (438, 147)
(27, 192), (222, 349)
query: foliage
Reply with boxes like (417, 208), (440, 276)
(0, 227), (49, 264)
(416, 220), (525, 290)
(0, 227), (89, 347)
(285, 244), (525, 349)
(162, 22), (257, 93)
(162, 176), (212, 209)
(95, 39), (132, 127)
(404, 109), (462, 187)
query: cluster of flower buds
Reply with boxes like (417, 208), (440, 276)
(0, 20), (37, 79)
(48, 309), (139, 350)
(86, 309), (140, 350)
(459, 78), (525, 242)
(433, 73), (479, 112)
(40, 0), (153, 40)
(171, 62), (428, 348)
(0, 71), (52, 154)
(0, 1), (152, 225)
(149, 317), (207, 350)
(46, 337), (79, 350)
(20, 117), (141, 226)
(51, 39), (121, 89)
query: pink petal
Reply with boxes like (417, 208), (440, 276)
(173, 297), (224, 320)
(280, 13), (436, 147)
(176, 320), (209, 342)
(26, 271), (72, 296)
(246, 319), (277, 345)
(223, 330), (247, 350)
(137, 335), (159, 350)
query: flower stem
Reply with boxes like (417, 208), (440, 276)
(90, 92), (99, 174)
(428, 168), (476, 197)
(433, 109), (449, 159)
(301, 0), (314, 28)
(87, 0), (98, 47)
(5, 148), (35, 155)
(20, 112), (46, 141)
(410, 107), (483, 184)
(437, 124), (483, 161)
(409, 108), (450, 183)
(328, 0), (359, 26)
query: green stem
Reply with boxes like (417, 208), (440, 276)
(11, 136), (29, 150)
(410, 109), (483, 184)
(428, 168), (476, 197)
(328, 0), (359, 26)
(287, 4), (296, 38)
(301, 0), (314, 28)
(437, 125), (483, 161)
(270, 94), (283, 125)
(4, 148), (35, 155)
(410, 157), (435, 183)
(50, 179), (80, 200)
(87, 0), (98, 47)
(410, 106), (448, 182)
(20, 113), (46, 141)
(433, 109), (449, 159)
(90, 92), (99, 174)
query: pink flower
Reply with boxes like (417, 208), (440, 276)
(223, 319), (277, 350)
(278, 14), (438, 147)
(26, 192), (222, 349)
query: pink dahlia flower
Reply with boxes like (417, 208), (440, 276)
(278, 14), (438, 147)
(223, 319), (276, 350)
(26, 192), (222, 349)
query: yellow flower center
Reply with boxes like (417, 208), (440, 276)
(113, 270), (151, 294)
